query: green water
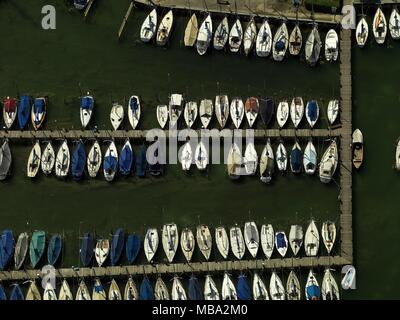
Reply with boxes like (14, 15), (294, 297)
(0, 0), (398, 299)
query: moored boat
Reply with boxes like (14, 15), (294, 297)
(80, 93), (94, 129)
(245, 97), (259, 128)
(305, 25), (321, 67)
(3, 97), (17, 129)
(92, 278), (106, 300)
(87, 140), (102, 178)
(128, 95), (141, 129)
(55, 140), (70, 178)
(222, 272), (237, 300)
(290, 97), (304, 128)
(303, 138), (317, 175)
(290, 141), (302, 173)
(230, 225), (245, 260)
(305, 269), (320, 300)
(213, 16), (229, 50)
(184, 101), (198, 128)
(154, 276), (169, 300)
(95, 238), (110, 267)
(26, 281), (41, 300)
(226, 142), (242, 179)
(356, 16), (369, 48)
(286, 270), (301, 300)
(289, 224), (303, 256)
(29, 230), (46, 268)
(156, 104), (169, 128)
(306, 100), (319, 128)
(180, 141), (193, 171)
(119, 139), (133, 176)
(272, 22), (289, 62)
(229, 18), (243, 53)
(305, 219), (320, 256)
(230, 98), (244, 129)
(10, 284), (24, 300)
(244, 221), (259, 258)
(321, 221), (336, 254)
(110, 102), (124, 130)
(31, 97), (47, 130)
(325, 29), (339, 62)
(243, 17), (257, 56)
(124, 276), (139, 300)
(259, 139), (274, 183)
(237, 272), (252, 300)
(140, 9), (158, 43)
(215, 95), (229, 128)
(269, 272), (285, 300)
(27, 141), (41, 178)
(126, 234), (141, 264)
(110, 228), (125, 266)
(103, 141), (118, 182)
(162, 223), (179, 263)
(196, 14), (213, 56)
(275, 231), (288, 257)
(352, 129), (363, 169)
(76, 280), (91, 300)
(189, 274), (203, 300)
(319, 139), (338, 183)
(180, 228), (195, 262)
(71, 140), (86, 180)
(17, 95), (31, 129)
(47, 234), (62, 266)
(276, 142), (287, 172)
(184, 13), (198, 47)
(0, 139), (12, 181)
(199, 98), (213, 128)
(80, 232), (94, 267)
(196, 224), (212, 260)
(139, 277), (154, 300)
(244, 142), (258, 175)
(277, 100), (289, 128)
(322, 269), (340, 300)
(327, 99), (339, 125)
(215, 226), (229, 259)
(172, 276), (187, 300)
(58, 279), (73, 300)
(41, 141), (55, 175)
(373, 7), (387, 44)
(260, 224), (274, 259)
(259, 97), (274, 127)
(389, 8), (400, 40)
(256, 19), (272, 57)
(144, 228), (159, 262)
(204, 274), (220, 300)
(14, 232), (29, 270)
(156, 10), (174, 46)
(43, 280), (57, 300)
(253, 272), (269, 300)
(289, 24), (302, 55)
(169, 93), (184, 128)
(108, 278), (122, 300)
(135, 144), (147, 177)
(0, 229), (14, 270)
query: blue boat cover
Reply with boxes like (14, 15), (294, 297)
(0, 283), (6, 300)
(94, 282), (105, 293)
(307, 100), (318, 121)
(119, 143), (134, 176)
(188, 274), (203, 300)
(0, 230), (14, 270)
(275, 40), (285, 51)
(276, 232), (287, 249)
(110, 228), (125, 266)
(136, 145), (147, 177)
(126, 234), (141, 264)
(103, 154), (118, 173)
(291, 147), (302, 172)
(237, 273), (252, 300)
(33, 98), (45, 125)
(140, 277), (154, 300)
(72, 142), (86, 180)
(130, 96), (139, 111)
(80, 96), (93, 110)
(18, 95), (31, 129)
(47, 234), (62, 266)
(80, 233), (94, 267)
(10, 285), (24, 300)
(306, 284), (321, 300)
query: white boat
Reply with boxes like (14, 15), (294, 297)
(256, 19), (272, 57)
(199, 99), (213, 128)
(195, 141), (208, 170)
(162, 223), (179, 263)
(155, 277), (169, 300)
(244, 221), (259, 258)
(204, 275), (220, 300)
(103, 141), (118, 182)
(289, 225), (303, 256)
(272, 22), (288, 62)
(87, 140), (102, 178)
(55, 140), (70, 178)
(259, 139), (274, 183)
(289, 24), (302, 55)
(356, 16), (369, 48)
(303, 139), (317, 175)
(213, 16), (229, 50)
(156, 10), (173, 46)
(327, 99), (339, 125)
(80, 93), (94, 129)
(108, 279), (122, 300)
(290, 97), (304, 128)
(244, 142), (258, 175)
(95, 239), (110, 267)
(27, 141), (41, 178)
(319, 140), (338, 183)
(305, 25), (321, 66)
(128, 95), (141, 129)
(325, 29), (338, 62)
(124, 276), (139, 300)
(305, 269), (320, 300)
(180, 141), (192, 171)
(110, 102), (124, 130)
(169, 93), (184, 128)
(341, 265), (356, 290)
(275, 142), (287, 172)
(184, 13), (198, 47)
(230, 98), (244, 129)
(58, 279), (73, 300)
(157, 105), (169, 128)
(230, 225), (245, 260)
(172, 277), (187, 300)
(76, 280), (91, 300)
(276, 100), (289, 128)
(183, 101), (198, 128)
(140, 9), (157, 43)
(269, 272), (285, 300)
(43, 281), (57, 300)
(389, 8), (400, 40)
(26, 281), (41, 300)
(229, 18), (243, 53)
(2, 97), (17, 129)
(215, 95), (229, 128)
(373, 7), (387, 44)
(286, 270), (301, 300)
(41, 141), (55, 175)
(243, 17), (257, 56)
(196, 14), (213, 56)
(180, 228), (195, 262)
(321, 221), (336, 254)
(305, 220), (320, 256)
(306, 100), (319, 128)
(196, 224), (212, 260)
(245, 97), (259, 128)
(215, 226), (229, 259)
(322, 269), (340, 300)
(260, 224), (274, 259)
(253, 272), (269, 300)
(226, 142), (242, 179)
(396, 139), (400, 170)
(275, 231), (288, 257)
(92, 278), (106, 300)
(144, 228), (159, 262)
(222, 273), (237, 300)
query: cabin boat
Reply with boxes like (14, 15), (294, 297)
(356, 16), (369, 48)
(325, 29), (339, 62)
(169, 93), (184, 128)
(80, 93), (94, 129)
(259, 139), (274, 183)
(245, 97), (259, 128)
(31, 97), (47, 130)
(389, 8), (400, 40)
(289, 24), (302, 55)
(184, 13), (198, 47)
(156, 10), (174, 46)
(373, 7), (387, 44)
(256, 19), (272, 57)
(140, 9), (158, 43)
(352, 129), (363, 169)
(319, 140), (338, 183)
(227, 143), (242, 179)
(305, 25), (321, 66)
(196, 14), (213, 56)
(128, 95), (141, 129)
(243, 17), (257, 56)
(215, 95), (229, 128)
(213, 17), (229, 50)
(244, 142), (258, 175)
(229, 18), (243, 53)
(3, 97), (17, 129)
(272, 22), (288, 61)
(157, 104), (169, 128)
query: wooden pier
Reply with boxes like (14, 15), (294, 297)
(83, 0), (96, 20)
(118, 1), (135, 40)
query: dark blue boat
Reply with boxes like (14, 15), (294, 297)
(306, 100), (319, 125)
(139, 277), (154, 300)
(290, 143), (302, 173)
(0, 229), (15, 270)
(259, 97), (274, 127)
(10, 284), (24, 300)
(71, 141), (86, 180)
(47, 234), (62, 265)
(80, 232), (94, 267)
(126, 234), (141, 264)
(237, 272), (252, 300)
(119, 140), (134, 176)
(306, 282), (321, 300)
(110, 228), (125, 266)
(136, 145), (147, 177)
(188, 274), (203, 300)
(17, 95), (31, 129)
(0, 283), (6, 300)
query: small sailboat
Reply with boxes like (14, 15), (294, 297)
(269, 272), (285, 300)
(244, 221), (259, 258)
(110, 102), (124, 130)
(277, 100), (289, 128)
(10, 284), (24, 300)
(229, 18), (243, 53)
(204, 275), (220, 300)
(17, 95), (31, 129)
(275, 231), (288, 257)
(245, 97), (259, 128)
(243, 17), (257, 56)
(80, 93), (94, 129)
(140, 9), (158, 43)
(352, 129), (364, 169)
(189, 274), (203, 300)
(0, 139), (12, 181)
(227, 142), (242, 179)
(259, 139), (274, 183)
(289, 225), (303, 256)
(103, 141), (118, 182)
(58, 279), (73, 300)
(172, 277), (187, 300)
(29, 230), (46, 268)
(389, 8), (400, 40)
(215, 95), (229, 128)
(272, 22), (289, 62)
(155, 277), (169, 300)
(27, 141), (41, 178)
(195, 141), (208, 170)
(156, 104), (169, 128)
(26, 281), (41, 300)
(80, 232), (94, 267)
(41, 141), (55, 175)
(305, 220), (320, 257)
(95, 238), (110, 267)
(290, 97), (304, 128)
(244, 142), (258, 175)
(55, 140), (70, 178)
(119, 139), (133, 176)
(253, 272), (269, 300)
(196, 14), (213, 56)
(222, 273), (237, 300)
(319, 140), (338, 183)
(327, 99), (339, 125)
(373, 7), (387, 44)
(2, 97), (17, 129)
(128, 95), (141, 129)
(215, 226), (229, 259)
(180, 228), (195, 262)
(322, 269), (340, 300)
(109, 279), (122, 300)
(180, 141), (193, 171)
(110, 228), (125, 266)
(92, 278), (106, 300)
(306, 100), (319, 128)
(87, 140), (102, 178)
(196, 224), (212, 261)
(256, 19), (272, 57)
(31, 97), (47, 130)
(126, 234), (141, 264)
(289, 24), (302, 55)
(0, 229), (14, 270)
(71, 140), (86, 180)
(124, 276), (139, 300)
(76, 280), (91, 300)
(184, 101), (198, 128)
(169, 93), (184, 128)
(140, 277), (154, 300)
(261, 224), (274, 259)
(321, 221), (336, 254)
(144, 228), (159, 262)
(156, 10), (174, 46)
(237, 273), (252, 300)
(305, 269), (320, 300)
(286, 270), (301, 300)
(199, 99), (213, 128)
(325, 29), (339, 62)
(303, 139), (317, 175)
(356, 16), (369, 48)
(230, 225), (245, 260)
(43, 281), (57, 300)
(14, 232), (29, 270)
(230, 98), (244, 129)
(162, 223), (179, 263)
(259, 97), (274, 127)
(305, 25), (321, 66)
(47, 234), (62, 266)
(275, 142), (287, 172)
(290, 141), (302, 174)
(184, 13), (198, 47)
(213, 16), (229, 50)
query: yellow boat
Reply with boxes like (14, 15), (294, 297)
(184, 13), (198, 47)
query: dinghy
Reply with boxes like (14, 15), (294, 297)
(396, 139), (400, 170)
(154, 277), (169, 300)
(128, 95), (141, 129)
(275, 231), (288, 257)
(140, 9), (157, 43)
(169, 93), (184, 128)
(259, 139), (274, 183)
(0, 139), (12, 181)
(144, 228), (159, 262)
(74, 0), (88, 10)
(76, 280), (91, 300)
(135, 144), (147, 177)
(10, 284), (24, 300)
(43, 281), (57, 300)
(222, 273), (237, 300)
(229, 18), (243, 53)
(95, 238), (110, 267)
(184, 13), (198, 47)
(80, 232), (94, 267)
(31, 97), (47, 130)
(41, 141), (55, 175)
(109, 279), (122, 300)
(272, 22), (289, 62)
(196, 14), (212, 56)
(290, 97), (304, 128)
(244, 142), (258, 175)
(195, 141), (208, 170)
(322, 269), (339, 300)
(59, 279), (73, 300)
(341, 266), (356, 290)
(110, 228), (125, 266)
(356, 16), (369, 48)
(305, 269), (320, 300)
(172, 277), (187, 300)
(227, 142), (242, 179)
(140, 277), (154, 300)
(0, 229), (14, 270)
(289, 225), (303, 256)
(204, 275), (220, 300)
(126, 234), (141, 264)
(244, 221), (259, 258)
(322, 221), (336, 254)
(237, 273), (252, 300)
(275, 142), (287, 172)
(199, 99), (213, 128)
(189, 274), (203, 300)
(259, 97), (274, 127)
(213, 16), (229, 50)
(215, 95), (229, 128)
(305, 220), (319, 256)
(327, 99), (339, 125)
(306, 100), (319, 127)
(303, 139), (317, 175)
(245, 97), (259, 128)
(181, 228), (195, 262)
(243, 18), (257, 56)
(26, 281), (41, 300)
(119, 139), (133, 176)
(389, 8), (400, 40)
(180, 141), (193, 171)
(230, 225), (245, 260)
(18, 95), (31, 129)
(196, 224), (212, 260)
(162, 223), (179, 263)
(305, 25), (321, 66)
(14, 232), (28, 270)
(352, 129), (363, 169)
(290, 141), (302, 173)
(47, 234), (62, 265)
(289, 24), (302, 55)
(269, 272), (285, 300)
(184, 101), (198, 128)
(71, 140), (86, 180)
(0, 283), (5, 300)
(29, 230), (45, 268)
(373, 7), (387, 44)
(27, 141), (41, 178)
(2, 97), (17, 129)
(157, 104), (169, 128)
(87, 140), (102, 178)
(325, 29), (339, 62)
(230, 98), (244, 128)
(277, 100), (289, 128)
(92, 278), (106, 300)
(287, 270), (301, 300)
(215, 226), (229, 259)
(156, 10), (173, 46)
(80, 93), (94, 129)
(124, 276), (139, 300)
(261, 224), (274, 259)
(110, 102), (124, 130)
(103, 141), (118, 182)
(253, 272), (269, 300)
(256, 19), (272, 57)
(319, 139), (338, 183)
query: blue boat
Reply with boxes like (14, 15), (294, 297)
(80, 232), (94, 267)
(31, 97), (47, 130)
(71, 141), (86, 180)
(10, 284), (24, 300)
(0, 229), (15, 270)
(306, 270), (321, 300)
(80, 95), (94, 128)
(110, 228), (125, 266)
(290, 142), (302, 173)
(237, 272), (252, 300)
(47, 234), (62, 265)
(136, 145), (147, 177)
(17, 95), (31, 129)
(119, 139), (134, 176)
(126, 234), (141, 264)
(306, 100), (319, 127)
(103, 141), (118, 182)
(0, 283), (6, 300)
(188, 274), (203, 300)
(140, 277), (154, 300)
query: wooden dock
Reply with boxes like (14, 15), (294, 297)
(118, 1), (135, 40)
(83, 0), (96, 20)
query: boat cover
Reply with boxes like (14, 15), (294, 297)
(80, 233), (94, 267)
(110, 228), (125, 266)
(119, 143), (133, 175)
(126, 234), (141, 264)
(71, 142), (86, 180)
(140, 277), (154, 300)
(237, 273), (252, 300)
(276, 232), (287, 248)
(0, 230), (14, 270)
(188, 275), (203, 300)
(80, 96), (93, 110)
(18, 95), (31, 129)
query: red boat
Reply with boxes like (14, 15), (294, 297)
(3, 97), (17, 129)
